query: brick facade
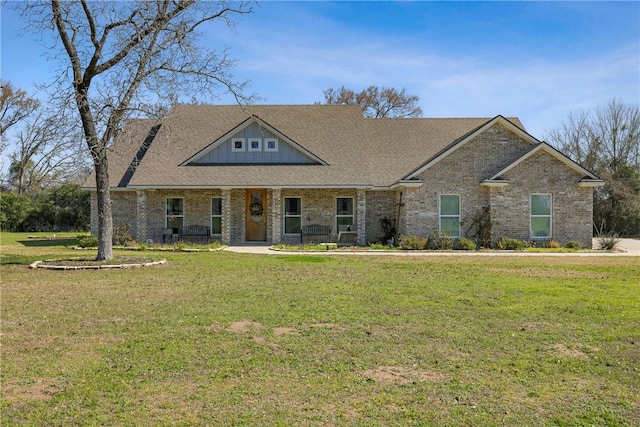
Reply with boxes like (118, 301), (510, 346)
(490, 150), (593, 247)
(93, 123), (596, 247)
(403, 123), (532, 239)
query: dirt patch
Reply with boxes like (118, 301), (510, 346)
(360, 366), (445, 384)
(273, 327), (299, 336)
(548, 343), (589, 359)
(2, 378), (62, 402)
(227, 320), (264, 334)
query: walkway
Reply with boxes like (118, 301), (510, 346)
(223, 238), (639, 257)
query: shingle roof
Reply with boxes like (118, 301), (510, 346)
(84, 104), (525, 189)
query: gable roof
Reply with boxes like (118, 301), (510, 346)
(181, 114), (328, 166)
(404, 115), (532, 180)
(85, 104), (584, 191)
(482, 141), (605, 187)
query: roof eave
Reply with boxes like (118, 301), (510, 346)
(480, 180), (510, 188)
(578, 179), (606, 188)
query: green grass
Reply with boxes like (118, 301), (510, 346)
(1, 232), (639, 426)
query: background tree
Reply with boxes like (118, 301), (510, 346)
(8, 108), (89, 194)
(0, 81), (40, 155)
(322, 85), (422, 118)
(546, 99), (640, 236)
(18, 0), (254, 260)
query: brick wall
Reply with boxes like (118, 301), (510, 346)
(145, 189), (224, 243)
(400, 123), (594, 247)
(91, 191), (138, 237)
(365, 190), (397, 242)
(403, 123), (533, 239)
(490, 150), (593, 247)
(279, 189), (359, 245)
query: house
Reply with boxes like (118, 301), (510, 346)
(83, 104), (604, 247)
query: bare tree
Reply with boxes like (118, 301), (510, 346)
(0, 81), (40, 155)
(17, 1), (254, 260)
(9, 108), (89, 194)
(322, 85), (422, 118)
(546, 99), (640, 236)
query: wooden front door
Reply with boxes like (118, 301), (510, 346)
(245, 189), (267, 241)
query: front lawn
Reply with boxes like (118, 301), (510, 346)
(1, 233), (638, 425)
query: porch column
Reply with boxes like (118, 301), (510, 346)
(271, 188), (282, 244)
(221, 188), (232, 245)
(136, 190), (147, 242)
(356, 189), (366, 245)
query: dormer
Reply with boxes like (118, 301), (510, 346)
(181, 116), (326, 166)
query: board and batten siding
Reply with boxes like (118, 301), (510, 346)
(191, 123), (316, 164)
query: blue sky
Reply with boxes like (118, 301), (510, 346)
(1, 1), (639, 139)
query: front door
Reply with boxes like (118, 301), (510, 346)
(245, 189), (267, 241)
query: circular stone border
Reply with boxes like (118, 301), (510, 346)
(29, 259), (167, 270)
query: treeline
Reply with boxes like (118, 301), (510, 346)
(0, 183), (90, 232)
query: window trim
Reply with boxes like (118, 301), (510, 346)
(265, 138), (279, 152)
(336, 197), (355, 230)
(530, 193), (552, 239)
(439, 194), (461, 238)
(211, 197), (222, 236)
(165, 197), (184, 233)
(248, 137), (262, 152)
(283, 196), (302, 235)
(231, 137), (245, 152)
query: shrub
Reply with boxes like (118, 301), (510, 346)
(547, 240), (562, 249)
(426, 232), (454, 250)
(455, 237), (477, 251)
(496, 237), (531, 250)
(397, 234), (427, 250)
(77, 234), (98, 248)
(113, 223), (134, 246)
(564, 240), (582, 249)
(597, 234), (621, 250)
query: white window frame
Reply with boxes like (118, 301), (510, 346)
(283, 197), (302, 235)
(165, 197), (184, 233)
(336, 197), (355, 230)
(439, 194), (461, 238)
(530, 193), (552, 239)
(265, 138), (279, 152)
(211, 197), (222, 236)
(248, 137), (262, 152)
(231, 138), (245, 152)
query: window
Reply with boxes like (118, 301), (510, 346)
(211, 197), (222, 235)
(248, 138), (262, 152)
(284, 197), (301, 234)
(231, 138), (245, 152)
(531, 194), (552, 238)
(440, 195), (460, 237)
(336, 197), (354, 229)
(166, 197), (184, 233)
(265, 138), (278, 152)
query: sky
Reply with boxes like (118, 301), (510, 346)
(1, 1), (639, 141)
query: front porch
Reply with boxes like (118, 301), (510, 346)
(105, 188), (377, 246)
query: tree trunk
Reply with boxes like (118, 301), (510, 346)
(94, 157), (113, 261)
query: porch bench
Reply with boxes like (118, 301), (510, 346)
(300, 224), (331, 244)
(179, 224), (211, 244)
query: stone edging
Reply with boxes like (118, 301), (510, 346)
(29, 259), (167, 270)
